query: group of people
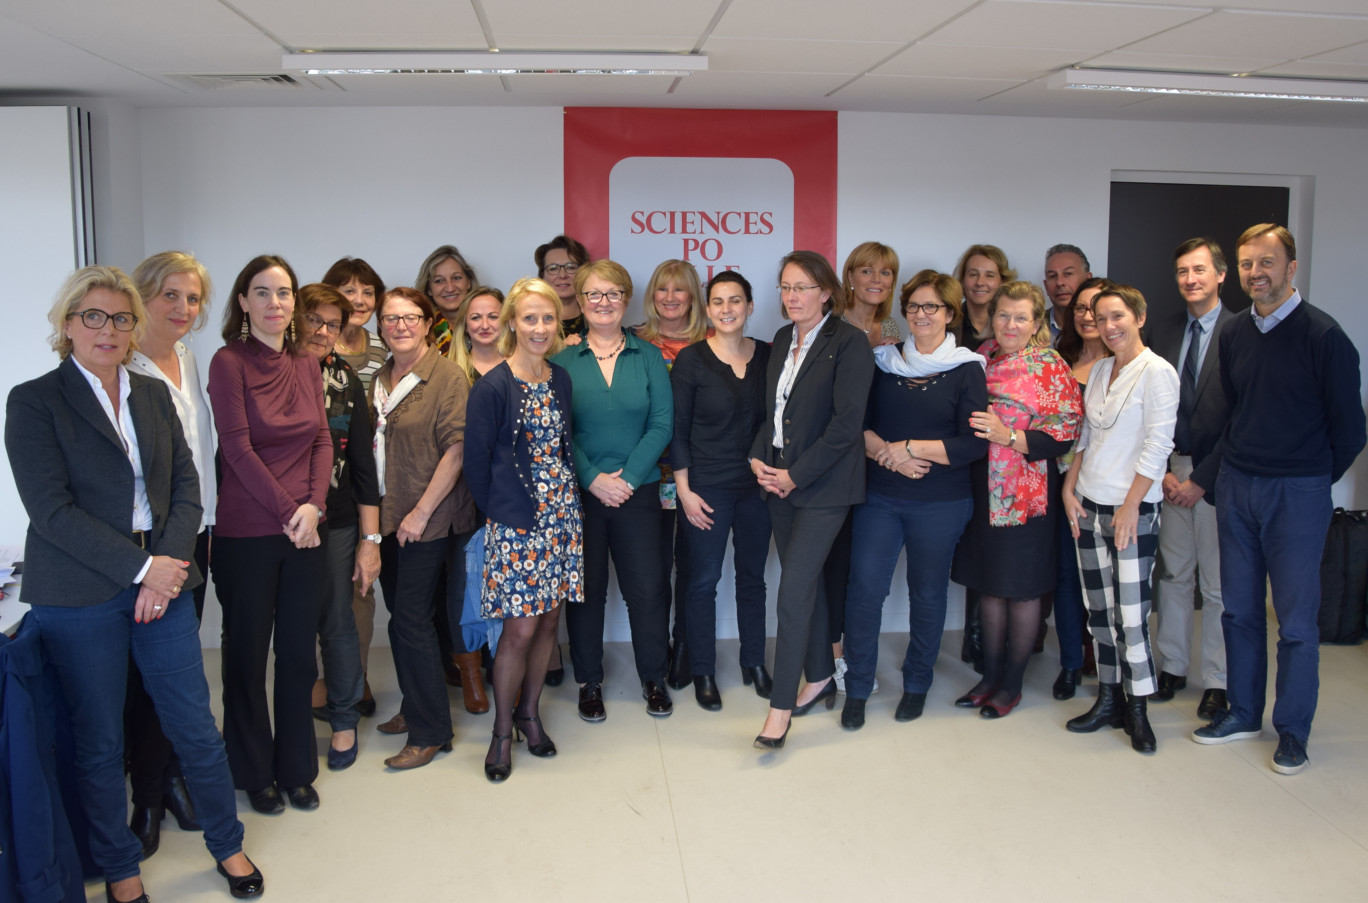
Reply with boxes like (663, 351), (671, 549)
(7, 224), (1361, 902)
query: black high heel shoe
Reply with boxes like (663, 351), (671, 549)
(106, 881), (150, 903)
(513, 713), (557, 757)
(485, 732), (513, 782)
(753, 723), (791, 750)
(216, 858), (265, 898)
(791, 679), (837, 717)
(741, 663), (773, 699)
(544, 645), (565, 687)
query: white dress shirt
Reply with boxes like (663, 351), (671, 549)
(773, 313), (830, 450)
(130, 343), (217, 530)
(1076, 347), (1179, 505)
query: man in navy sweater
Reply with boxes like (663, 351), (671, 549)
(1191, 224), (1365, 776)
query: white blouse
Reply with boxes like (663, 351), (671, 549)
(129, 343), (217, 530)
(1076, 347), (1179, 506)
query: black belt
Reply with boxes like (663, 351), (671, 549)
(1080, 499), (1158, 515)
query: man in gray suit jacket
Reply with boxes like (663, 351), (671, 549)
(1150, 237), (1236, 721)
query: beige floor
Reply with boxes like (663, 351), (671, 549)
(99, 628), (1368, 902)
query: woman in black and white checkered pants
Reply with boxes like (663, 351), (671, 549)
(1062, 284), (1179, 754)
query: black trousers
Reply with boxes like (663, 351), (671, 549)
(568, 482), (669, 685)
(767, 496), (846, 710)
(379, 528), (471, 747)
(124, 528), (209, 807)
(212, 533), (325, 791)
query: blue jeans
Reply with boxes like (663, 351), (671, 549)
(1216, 465), (1331, 742)
(319, 523), (364, 732)
(843, 493), (973, 699)
(30, 588), (244, 883)
(1053, 502), (1087, 669)
(681, 484), (771, 675)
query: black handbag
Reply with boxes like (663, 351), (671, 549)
(1318, 507), (1368, 645)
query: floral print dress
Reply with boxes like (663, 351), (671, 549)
(482, 378), (585, 618)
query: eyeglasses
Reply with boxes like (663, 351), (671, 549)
(68, 309), (138, 331)
(777, 283), (821, 296)
(904, 303), (946, 316)
(305, 313), (342, 335)
(544, 263), (580, 276)
(581, 289), (625, 303)
(380, 313), (426, 328)
(994, 312), (1035, 327)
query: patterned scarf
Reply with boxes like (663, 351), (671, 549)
(979, 340), (1082, 526)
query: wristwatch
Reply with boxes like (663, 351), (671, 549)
(361, 533), (382, 544)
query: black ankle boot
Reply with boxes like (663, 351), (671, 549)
(1066, 682), (1126, 733)
(162, 775), (200, 831)
(667, 641), (692, 690)
(130, 804), (163, 860)
(960, 595), (984, 673)
(1126, 693), (1157, 753)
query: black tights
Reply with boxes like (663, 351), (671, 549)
(486, 608), (561, 766)
(970, 595), (1041, 707)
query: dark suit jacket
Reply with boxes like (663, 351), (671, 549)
(1147, 302), (1236, 495)
(750, 315), (874, 507)
(5, 357), (203, 606)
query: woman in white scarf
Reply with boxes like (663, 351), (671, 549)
(839, 270), (988, 730)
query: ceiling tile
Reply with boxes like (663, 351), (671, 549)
(1256, 59), (1368, 79)
(237, 0), (481, 46)
(703, 37), (903, 74)
(1307, 40), (1368, 65)
(920, 0), (1208, 52)
(99, 35), (285, 74)
(874, 43), (1084, 80)
(833, 73), (1024, 108)
(485, 0), (717, 39)
(485, 33), (698, 52)
(1084, 50), (1286, 75)
(712, 0), (973, 43)
(1122, 10), (1368, 60)
(1, 0), (256, 37)
(672, 70), (856, 103)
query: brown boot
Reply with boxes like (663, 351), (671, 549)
(453, 652), (490, 714)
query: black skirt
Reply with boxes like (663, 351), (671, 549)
(951, 456), (1061, 599)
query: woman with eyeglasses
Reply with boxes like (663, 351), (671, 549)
(208, 255), (332, 814)
(750, 251), (874, 750)
(297, 284), (381, 772)
(1048, 278), (1113, 700)
(121, 251), (216, 858)
(536, 234), (590, 345)
(410, 246), (489, 709)
(7, 265), (264, 902)
(840, 270), (987, 730)
(550, 260), (674, 722)
(1062, 284), (1178, 753)
(950, 281), (1082, 719)
(370, 287), (480, 769)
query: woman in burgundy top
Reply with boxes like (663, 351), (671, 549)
(208, 255), (332, 816)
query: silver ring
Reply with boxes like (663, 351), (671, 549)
(153, 604), (163, 610)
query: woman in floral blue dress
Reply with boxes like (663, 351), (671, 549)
(464, 277), (583, 783)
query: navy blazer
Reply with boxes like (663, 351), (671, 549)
(1148, 302), (1237, 495)
(464, 361), (576, 530)
(750, 315), (874, 508)
(5, 357), (203, 606)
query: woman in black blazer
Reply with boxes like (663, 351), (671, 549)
(750, 251), (875, 749)
(5, 266), (263, 902)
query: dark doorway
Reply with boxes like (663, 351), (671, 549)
(1107, 181), (1290, 324)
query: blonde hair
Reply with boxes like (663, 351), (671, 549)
(988, 281), (1052, 349)
(954, 244), (1017, 287)
(573, 259), (633, 300)
(132, 251), (213, 331)
(498, 279), (565, 359)
(638, 260), (707, 343)
(48, 266), (146, 362)
(840, 242), (900, 321)
(449, 286), (506, 382)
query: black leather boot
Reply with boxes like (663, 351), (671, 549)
(130, 803), (163, 860)
(1066, 682), (1126, 733)
(162, 774), (201, 831)
(1126, 693), (1157, 753)
(667, 641), (692, 690)
(960, 591), (984, 674)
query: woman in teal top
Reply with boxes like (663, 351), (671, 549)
(550, 259), (674, 723)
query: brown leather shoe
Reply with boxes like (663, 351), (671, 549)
(383, 742), (451, 770)
(376, 712), (407, 734)
(453, 652), (490, 714)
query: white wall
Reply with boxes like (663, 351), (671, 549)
(12, 103), (1368, 645)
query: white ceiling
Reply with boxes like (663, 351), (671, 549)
(2, 0), (1368, 127)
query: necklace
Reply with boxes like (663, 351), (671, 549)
(590, 331), (626, 361)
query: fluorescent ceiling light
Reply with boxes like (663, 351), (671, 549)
(1049, 67), (1368, 104)
(282, 51), (707, 77)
